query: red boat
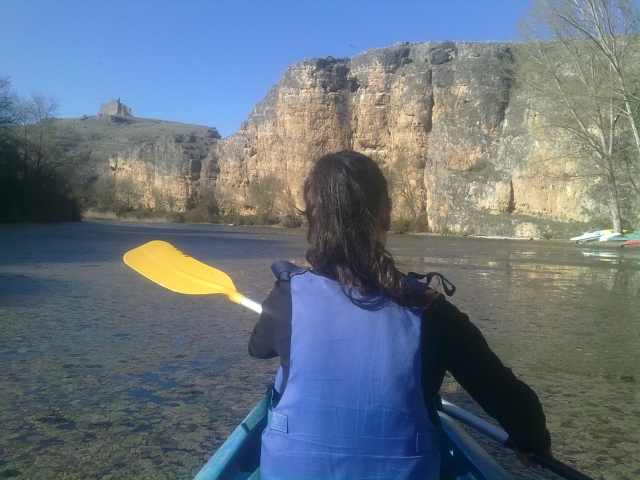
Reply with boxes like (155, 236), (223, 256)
(622, 239), (640, 246)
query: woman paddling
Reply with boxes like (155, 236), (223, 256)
(248, 150), (552, 479)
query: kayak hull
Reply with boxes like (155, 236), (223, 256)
(612, 231), (640, 242)
(193, 390), (513, 480)
(570, 230), (640, 243)
(570, 229), (611, 243)
(599, 230), (640, 242)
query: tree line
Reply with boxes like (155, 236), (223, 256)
(0, 76), (82, 222)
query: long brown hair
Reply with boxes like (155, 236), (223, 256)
(303, 150), (437, 309)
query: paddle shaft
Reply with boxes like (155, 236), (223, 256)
(240, 296), (262, 314)
(441, 400), (594, 480)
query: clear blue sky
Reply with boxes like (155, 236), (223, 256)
(1, 0), (531, 137)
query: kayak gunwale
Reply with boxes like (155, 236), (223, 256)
(193, 389), (513, 480)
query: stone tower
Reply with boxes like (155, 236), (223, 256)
(98, 98), (132, 116)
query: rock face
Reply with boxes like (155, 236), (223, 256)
(73, 41), (612, 234)
(54, 115), (221, 211)
(216, 44), (434, 215)
(212, 41), (605, 235)
(109, 132), (219, 211)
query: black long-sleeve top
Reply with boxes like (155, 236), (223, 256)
(248, 280), (551, 454)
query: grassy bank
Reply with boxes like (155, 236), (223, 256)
(82, 208), (303, 227)
(83, 208), (608, 241)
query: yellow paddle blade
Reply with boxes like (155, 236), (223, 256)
(123, 240), (244, 304)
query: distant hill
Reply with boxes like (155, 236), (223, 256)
(53, 114), (220, 173)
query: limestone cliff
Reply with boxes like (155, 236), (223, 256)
(213, 41), (607, 236)
(109, 132), (218, 211)
(54, 115), (221, 211)
(69, 41), (612, 235)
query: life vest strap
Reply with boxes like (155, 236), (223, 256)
(407, 271), (456, 297)
(270, 260), (308, 282)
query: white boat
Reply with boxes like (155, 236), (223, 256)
(599, 232), (621, 242)
(570, 230), (610, 243)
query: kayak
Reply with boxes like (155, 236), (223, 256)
(602, 230), (640, 242)
(622, 239), (640, 246)
(570, 230), (610, 243)
(569, 229), (639, 243)
(598, 231), (621, 242)
(193, 388), (513, 480)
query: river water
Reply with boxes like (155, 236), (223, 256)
(0, 221), (638, 479)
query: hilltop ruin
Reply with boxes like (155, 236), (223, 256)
(98, 98), (132, 116)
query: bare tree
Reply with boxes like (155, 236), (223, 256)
(385, 153), (426, 219)
(115, 177), (140, 213)
(518, 0), (640, 231)
(92, 176), (118, 212)
(537, 0), (640, 157)
(13, 93), (66, 180)
(248, 173), (283, 219)
(0, 75), (17, 133)
(0, 84), (82, 221)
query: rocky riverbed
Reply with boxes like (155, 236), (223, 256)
(1, 221), (638, 479)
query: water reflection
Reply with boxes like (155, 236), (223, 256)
(0, 223), (638, 479)
(393, 236), (640, 478)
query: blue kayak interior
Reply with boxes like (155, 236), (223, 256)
(193, 390), (513, 480)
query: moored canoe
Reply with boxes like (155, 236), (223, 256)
(602, 230), (640, 242)
(622, 239), (640, 246)
(598, 231), (622, 242)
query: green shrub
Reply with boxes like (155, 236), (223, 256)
(280, 215), (303, 228)
(391, 218), (412, 234)
(134, 208), (154, 220)
(391, 214), (429, 234)
(169, 212), (186, 223)
(412, 214), (429, 233)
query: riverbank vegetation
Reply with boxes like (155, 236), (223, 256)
(518, 0), (640, 233)
(81, 156), (596, 238)
(0, 76), (82, 222)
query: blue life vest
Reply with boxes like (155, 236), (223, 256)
(260, 270), (440, 480)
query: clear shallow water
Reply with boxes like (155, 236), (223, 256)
(0, 222), (638, 479)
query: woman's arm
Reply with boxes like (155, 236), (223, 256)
(429, 296), (551, 453)
(248, 281), (292, 360)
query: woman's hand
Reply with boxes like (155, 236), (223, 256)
(516, 448), (553, 468)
